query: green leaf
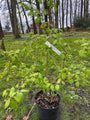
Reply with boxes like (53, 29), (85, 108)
(54, 7), (57, 12)
(10, 100), (18, 109)
(14, 93), (23, 103)
(5, 99), (10, 109)
(62, 73), (66, 80)
(20, 89), (29, 93)
(85, 70), (90, 75)
(6, 77), (9, 82)
(69, 79), (74, 85)
(75, 82), (79, 87)
(57, 79), (61, 84)
(62, 81), (65, 85)
(55, 85), (59, 91)
(9, 87), (15, 97)
(46, 83), (50, 88)
(38, 0), (42, 4)
(42, 10), (47, 15)
(2, 90), (7, 97)
(79, 49), (85, 57)
(35, 17), (41, 23)
(21, 3), (30, 10)
(50, 85), (54, 90)
(15, 84), (19, 89)
(53, 40), (57, 45)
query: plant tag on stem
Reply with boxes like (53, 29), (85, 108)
(45, 41), (61, 55)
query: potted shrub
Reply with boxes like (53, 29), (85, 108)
(28, 72), (61, 120)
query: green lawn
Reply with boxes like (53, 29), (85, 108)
(0, 33), (90, 120)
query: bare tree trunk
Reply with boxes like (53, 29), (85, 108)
(55, 0), (59, 28)
(86, 0), (88, 18)
(36, 0), (42, 34)
(60, 16), (61, 28)
(17, 3), (24, 34)
(20, 0), (30, 33)
(29, 0), (37, 34)
(80, 0), (83, 27)
(0, 21), (5, 51)
(62, 0), (64, 30)
(48, 6), (52, 28)
(44, 0), (48, 23)
(66, 0), (68, 27)
(58, 0), (60, 28)
(0, 21), (4, 39)
(84, 0), (86, 17)
(74, 0), (77, 19)
(70, 0), (72, 27)
(32, 16), (37, 34)
(7, 0), (14, 34)
(11, 0), (20, 38)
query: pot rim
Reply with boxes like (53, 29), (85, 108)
(35, 90), (61, 110)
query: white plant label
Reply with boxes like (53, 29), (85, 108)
(45, 41), (61, 55)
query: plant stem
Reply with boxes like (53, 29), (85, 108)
(27, 103), (36, 118)
(46, 52), (48, 78)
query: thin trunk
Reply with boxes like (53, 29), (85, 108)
(58, 0), (61, 28)
(80, 0), (83, 27)
(74, 0), (77, 19)
(36, 0), (42, 34)
(70, 0), (72, 27)
(60, 16), (61, 28)
(7, 0), (14, 34)
(20, 0), (30, 32)
(55, 0), (59, 28)
(17, 3), (24, 34)
(86, 0), (88, 18)
(29, 0), (37, 34)
(66, 0), (68, 27)
(48, 6), (52, 28)
(32, 16), (37, 34)
(62, 0), (64, 29)
(44, 0), (48, 22)
(0, 21), (5, 51)
(0, 21), (4, 39)
(11, 0), (20, 38)
(84, 0), (86, 17)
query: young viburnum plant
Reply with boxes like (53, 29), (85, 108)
(0, 35), (89, 110)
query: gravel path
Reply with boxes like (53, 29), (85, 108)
(2, 36), (90, 42)
(62, 36), (90, 39)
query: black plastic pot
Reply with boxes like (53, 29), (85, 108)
(35, 91), (61, 120)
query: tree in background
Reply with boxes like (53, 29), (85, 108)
(17, 2), (24, 34)
(0, 21), (6, 51)
(70, 0), (72, 28)
(10, 0), (20, 38)
(62, 0), (64, 30)
(0, 21), (4, 39)
(20, 0), (31, 33)
(66, 0), (68, 27)
(80, 0), (83, 27)
(6, 0), (20, 38)
(55, 0), (59, 28)
(36, 0), (42, 34)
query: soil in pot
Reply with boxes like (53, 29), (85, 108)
(35, 91), (61, 120)
(35, 91), (60, 109)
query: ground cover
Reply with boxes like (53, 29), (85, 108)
(0, 33), (90, 120)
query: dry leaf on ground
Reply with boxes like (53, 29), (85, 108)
(23, 116), (29, 120)
(6, 115), (13, 120)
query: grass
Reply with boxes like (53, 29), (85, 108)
(0, 33), (90, 120)
(63, 31), (90, 37)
